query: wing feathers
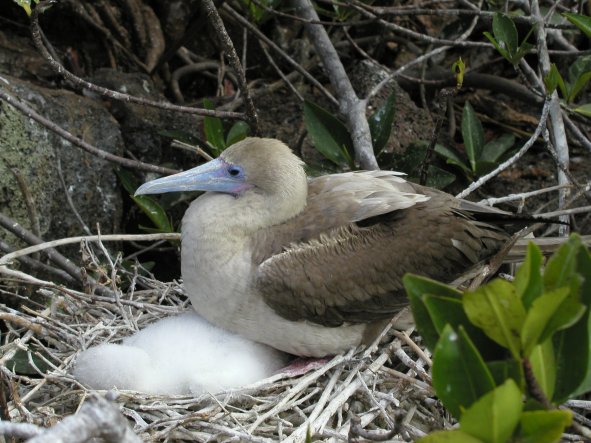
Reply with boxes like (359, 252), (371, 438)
(253, 173), (509, 327)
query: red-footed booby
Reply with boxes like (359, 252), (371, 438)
(136, 137), (509, 357)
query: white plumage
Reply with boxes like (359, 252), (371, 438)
(73, 312), (288, 395)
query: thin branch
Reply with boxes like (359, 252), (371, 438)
(293, 0), (378, 169)
(0, 240), (76, 283)
(479, 184), (571, 206)
(222, 3), (338, 106)
(30, 1), (244, 120)
(0, 88), (179, 175)
(26, 394), (142, 443)
(456, 97), (551, 199)
(564, 113), (591, 153)
(0, 233), (180, 266)
(201, 0), (259, 133)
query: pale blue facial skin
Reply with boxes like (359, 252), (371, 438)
(135, 158), (251, 196)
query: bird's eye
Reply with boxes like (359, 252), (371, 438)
(227, 165), (242, 177)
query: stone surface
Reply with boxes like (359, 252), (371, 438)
(0, 75), (124, 247)
(350, 60), (435, 155)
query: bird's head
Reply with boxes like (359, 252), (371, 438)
(135, 138), (308, 220)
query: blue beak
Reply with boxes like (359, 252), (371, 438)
(135, 157), (249, 196)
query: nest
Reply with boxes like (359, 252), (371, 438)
(0, 238), (447, 442)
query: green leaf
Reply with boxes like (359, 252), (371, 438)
(544, 64), (559, 95)
(435, 144), (471, 173)
(460, 379), (522, 443)
(521, 286), (575, 356)
(226, 121), (250, 146)
(518, 409), (572, 443)
(432, 325), (495, 419)
(487, 360), (524, 389)
(452, 57), (466, 88)
(368, 93), (395, 155)
(553, 244), (591, 400)
(554, 309), (591, 401)
(473, 160), (500, 176)
(5, 349), (50, 375)
(514, 25), (536, 62)
(461, 101), (484, 171)
(483, 32), (511, 63)
(574, 103), (591, 117)
(492, 13), (518, 57)
(543, 235), (581, 291)
(568, 55), (591, 103)
(131, 195), (174, 233)
(423, 294), (467, 334)
(203, 98), (226, 155)
(563, 12), (591, 38)
(514, 242), (544, 309)
(118, 168), (174, 232)
(577, 240), (591, 306)
(415, 166), (456, 190)
(404, 274), (463, 351)
(417, 430), (484, 443)
(568, 55), (591, 88)
(529, 340), (556, 400)
(480, 133), (515, 163)
(544, 64), (568, 98)
(463, 279), (526, 359)
(12, 0), (39, 15)
(423, 293), (504, 360)
(568, 71), (591, 104)
(303, 100), (353, 167)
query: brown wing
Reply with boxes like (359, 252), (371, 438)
(253, 173), (509, 327)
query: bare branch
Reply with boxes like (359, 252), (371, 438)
(201, 0), (259, 133)
(26, 394), (142, 443)
(30, 1), (245, 120)
(0, 88), (179, 175)
(457, 97), (551, 199)
(292, 0), (378, 169)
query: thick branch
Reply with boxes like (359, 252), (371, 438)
(292, 0), (378, 169)
(531, 0), (570, 235)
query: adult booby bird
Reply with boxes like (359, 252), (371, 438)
(136, 137), (509, 357)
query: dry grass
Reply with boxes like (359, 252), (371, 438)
(0, 238), (445, 442)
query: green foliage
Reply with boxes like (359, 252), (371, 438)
(304, 96), (457, 188)
(4, 349), (50, 375)
(388, 141), (456, 189)
(452, 57), (466, 88)
(406, 235), (590, 442)
(303, 100), (355, 168)
(303, 95), (400, 170)
(543, 15), (591, 114)
(203, 99), (250, 156)
(241, 0), (281, 23)
(563, 12), (591, 38)
(117, 169), (174, 234)
(12, 0), (38, 16)
(543, 57), (591, 106)
(483, 13), (534, 66)
(436, 102), (516, 179)
(368, 93), (396, 156)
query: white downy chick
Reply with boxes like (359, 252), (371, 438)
(73, 312), (288, 395)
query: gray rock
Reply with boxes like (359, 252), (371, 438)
(350, 60), (435, 155)
(0, 75), (124, 247)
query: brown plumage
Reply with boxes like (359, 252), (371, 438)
(136, 137), (510, 356)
